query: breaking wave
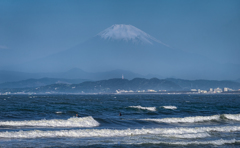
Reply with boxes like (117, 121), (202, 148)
(169, 139), (238, 146)
(140, 115), (220, 123)
(55, 111), (63, 114)
(129, 106), (156, 111)
(140, 113), (240, 124)
(162, 106), (177, 110)
(0, 116), (99, 127)
(134, 139), (239, 146)
(1, 125), (240, 139)
(224, 113), (240, 121)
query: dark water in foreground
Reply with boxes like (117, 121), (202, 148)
(1, 94), (240, 147)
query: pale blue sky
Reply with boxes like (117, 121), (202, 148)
(0, 0), (240, 69)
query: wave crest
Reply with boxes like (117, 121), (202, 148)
(1, 125), (240, 139)
(224, 114), (240, 121)
(141, 115), (220, 123)
(0, 116), (99, 127)
(129, 106), (156, 111)
(136, 139), (238, 146)
(162, 106), (177, 110)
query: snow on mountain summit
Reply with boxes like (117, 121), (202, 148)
(97, 24), (164, 45)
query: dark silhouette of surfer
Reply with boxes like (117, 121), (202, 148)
(76, 114), (79, 117)
(119, 112), (122, 116)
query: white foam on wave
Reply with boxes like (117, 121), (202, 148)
(162, 106), (177, 110)
(0, 127), (206, 139)
(224, 113), (240, 121)
(2, 125), (240, 139)
(0, 116), (99, 127)
(162, 133), (210, 139)
(141, 115), (220, 123)
(171, 139), (238, 146)
(129, 106), (156, 111)
(134, 139), (238, 146)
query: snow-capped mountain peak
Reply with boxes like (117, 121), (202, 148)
(97, 24), (166, 45)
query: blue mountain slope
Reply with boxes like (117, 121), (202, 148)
(16, 24), (240, 80)
(0, 68), (142, 83)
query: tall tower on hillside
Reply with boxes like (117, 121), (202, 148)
(122, 74), (124, 79)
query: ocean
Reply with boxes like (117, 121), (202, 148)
(0, 94), (240, 147)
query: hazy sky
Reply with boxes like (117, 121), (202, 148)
(0, 0), (240, 69)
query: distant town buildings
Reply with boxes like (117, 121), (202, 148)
(224, 87), (228, 92)
(188, 87), (235, 94)
(147, 89), (157, 92)
(0, 84), (239, 95)
(214, 88), (222, 93)
(115, 87), (237, 94)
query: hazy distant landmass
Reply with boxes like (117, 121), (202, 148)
(236, 78), (240, 83)
(0, 68), (142, 83)
(1, 67), (240, 92)
(0, 78), (88, 88)
(6, 24), (240, 80)
(1, 77), (240, 94)
(166, 78), (240, 90)
(0, 78), (180, 93)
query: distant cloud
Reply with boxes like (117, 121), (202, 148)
(0, 45), (8, 49)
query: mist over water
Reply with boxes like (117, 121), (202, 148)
(1, 94), (240, 147)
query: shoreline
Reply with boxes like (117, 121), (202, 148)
(0, 92), (240, 95)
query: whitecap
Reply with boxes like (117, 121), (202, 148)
(162, 133), (210, 139)
(1, 125), (240, 139)
(162, 106), (177, 110)
(0, 116), (99, 127)
(224, 113), (240, 121)
(129, 106), (156, 111)
(168, 139), (237, 146)
(55, 111), (63, 114)
(140, 115), (220, 123)
(134, 139), (238, 146)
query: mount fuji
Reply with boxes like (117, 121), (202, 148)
(97, 24), (167, 45)
(14, 24), (240, 80)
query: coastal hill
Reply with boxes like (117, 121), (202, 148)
(30, 78), (182, 93)
(167, 78), (240, 90)
(1, 78), (181, 93)
(1, 78), (240, 94)
(0, 77), (88, 88)
(0, 68), (142, 83)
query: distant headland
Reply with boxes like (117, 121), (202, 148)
(0, 78), (240, 95)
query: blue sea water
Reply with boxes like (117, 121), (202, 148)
(1, 94), (240, 147)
